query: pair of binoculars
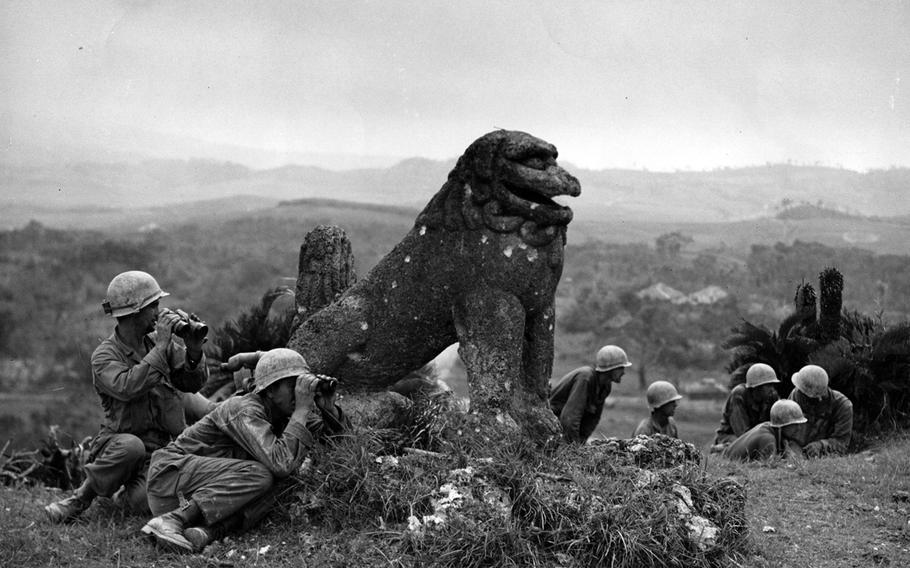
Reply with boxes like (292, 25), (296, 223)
(171, 309), (209, 343)
(315, 375), (338, 397)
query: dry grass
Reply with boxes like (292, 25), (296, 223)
(707, 433), (910, 567)
(275, 397), (749, 568)
(4, 400), (909, 567)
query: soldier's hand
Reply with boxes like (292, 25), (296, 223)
(155, 309), (181, 349)
(182, 313), (207, 352)
(314, 377), (339, 412)
(294, 374), (320, 413)
(804, 441), (823, 458)
(221, 351), (261, 373)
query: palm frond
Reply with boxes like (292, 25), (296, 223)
(209, 287), (296, 359)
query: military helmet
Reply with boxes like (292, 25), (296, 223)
(769, 399), (807, 428)
(253, 348), (309, 393)
(595, 345), (632, 372)
(792, 364), (829, 399)
(645, 380), (683, 410)
(745, 363), (780, 388)
(102, 270), (169, 317)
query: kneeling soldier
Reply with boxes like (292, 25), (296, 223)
(141, 348), (347, 552)
(788, 364), (853, 457)
(711, 363), (780, 453)
(722, 399), (806, 461)
(44, 271), (210, 523)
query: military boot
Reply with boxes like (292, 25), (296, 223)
(185, 512), (244, 552)
(141, 499), (202, 553)
(141, 511), (194, 553)
(44, 494), (92, 524)
(183, 526), (215, 552)
(44, 482), (96, 523)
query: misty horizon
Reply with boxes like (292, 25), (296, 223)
(5, 112), (908, 175)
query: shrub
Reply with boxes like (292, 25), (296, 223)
(277, 398), (749, 568)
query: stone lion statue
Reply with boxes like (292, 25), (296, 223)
(288, 129), (580, 438)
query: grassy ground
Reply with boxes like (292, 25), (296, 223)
(594, 390), (725, 449)
(3, 399), (908, 567)
(4, 436), (909, 567)
(715, 434), (910, 568)
(605, 394), (910, 567)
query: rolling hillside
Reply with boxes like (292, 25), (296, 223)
(2, 158), (908, 229)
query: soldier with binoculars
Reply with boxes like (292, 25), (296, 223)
(141, 348), (349, 553)
(44, 270), (214, 523)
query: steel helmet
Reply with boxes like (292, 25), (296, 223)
(792, 365), (829, 399)
(769, 399), (807, 428)
(253, 348), (309, 393)
(745, 363), (780, 388)
(595, 345), (632, 372)
(646, 380), (683, 410)
(102, 270), (169, 317)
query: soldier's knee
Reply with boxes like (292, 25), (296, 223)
(121, 435), (147, 462)
(245, 462), (275, 492)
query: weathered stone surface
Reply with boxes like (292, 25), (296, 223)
(294, 224), (356, 322)
(288, 130), (580, 438)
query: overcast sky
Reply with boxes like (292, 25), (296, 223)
(2, 0), (908, 171)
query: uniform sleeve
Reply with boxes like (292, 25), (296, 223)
(726, 391), (752, 436)
(220, 406), (316, 477)
(713, 395), (736, 444)
(723, 427), (774, 461)
(752, 438), (776, 461)
(721, 434), (748, 460)
(817, 396), (853, 455)
(92, 342), (168, 401)
(632, 418), (654, 437)
(559, 375), (590, 443)
(668, 419), (679, 439)
(782, 439), (805, 459)
(306, 403), (351, 440)
(181, 391), (218, 425)
(165, 339), (208, 393)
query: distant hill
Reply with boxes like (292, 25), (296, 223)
(775, 202), (863, 220)
(278, 197), (421, 218)
(0, 157), (452, 213)
(573, 165), (910, 222)
(2, 158), (909, 228)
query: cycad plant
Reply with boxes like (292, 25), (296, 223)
(202, 287), (296, 396)
(723, 267), (910, 440)
(722, 281), (821, 392)
(209, 286), (296, 358)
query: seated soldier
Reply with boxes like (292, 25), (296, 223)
(44, 270), (211, 523)
(723, 399), (807, 461)
(632, 380), (683, 438)
(141, 348), (348, 552)
(711, 363), (780, 453)
(788, 364), (853, 457)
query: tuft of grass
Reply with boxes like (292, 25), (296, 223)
(278, 402), (750, 568)
(7, 431), (910, 567)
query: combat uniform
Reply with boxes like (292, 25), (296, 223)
(788, 387), (853, 455)
(549, 366), (611, 443)
(146, 390), (347, 527)
(632, 415), (679, 438)
(86, 328), (209, 511)
(722, 422), (779, 461)
(713, 384), (772, 446)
